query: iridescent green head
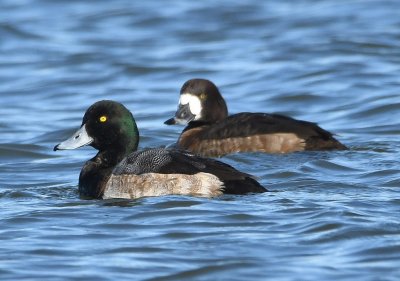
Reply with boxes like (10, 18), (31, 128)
(54, 100), (139, 155)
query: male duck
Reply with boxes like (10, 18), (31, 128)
(165, 78), (347, 157)
(54, 100), (266, 199)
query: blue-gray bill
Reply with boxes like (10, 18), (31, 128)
(53, 124), (93, 151)
(164, 103), (195, 125)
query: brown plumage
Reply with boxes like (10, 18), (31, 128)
(165, 79), (347, 157)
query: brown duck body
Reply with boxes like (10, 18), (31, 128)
(177, 112), (347, 157)
(165, 79), (347, 157)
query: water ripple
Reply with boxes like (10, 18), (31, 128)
(1, 0), (400, 280)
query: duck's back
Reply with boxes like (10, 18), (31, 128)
(178, 113), (347, 157)
(103, 148), (266, 199)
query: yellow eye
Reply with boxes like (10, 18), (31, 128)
(200, 93), (207, 100)
(99, 116), (107, 123)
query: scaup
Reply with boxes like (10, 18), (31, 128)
(54, 100), (266, 199)
(165, 78), (347, 157)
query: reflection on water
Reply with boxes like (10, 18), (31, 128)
(0, 0), (399, 280)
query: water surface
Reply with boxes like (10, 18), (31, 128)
(0, 0), (399, 280)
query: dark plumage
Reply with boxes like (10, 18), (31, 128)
(165, 78), (347, 157)
(54, 100), (266, 199)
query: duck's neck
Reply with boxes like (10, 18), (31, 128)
(183, 121), (212, 132)
(98, 148), (128, 167)
(79, 146), (135, 199)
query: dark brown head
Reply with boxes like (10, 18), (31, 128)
(164, 79), (228, 125)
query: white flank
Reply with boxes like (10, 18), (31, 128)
(102, 172), (224, 199)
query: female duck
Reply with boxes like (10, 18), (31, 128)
(165, 79), (347, 157)
(54, 100), (266, 199)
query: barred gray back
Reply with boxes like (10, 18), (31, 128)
(113, 148), (173, 175)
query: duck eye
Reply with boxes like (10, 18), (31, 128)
(200, 93), (207, 100)
(99, 116), (107, 123)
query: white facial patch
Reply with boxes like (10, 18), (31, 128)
(179, 93), (202, 120)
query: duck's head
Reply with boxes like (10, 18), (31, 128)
(54, 100), (139, 155)
(164, 78), (228, 125)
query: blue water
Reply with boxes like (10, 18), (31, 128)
(1, 0), (400, 280)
